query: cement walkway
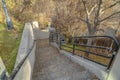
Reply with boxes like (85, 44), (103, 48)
(32, 39), (98, 80)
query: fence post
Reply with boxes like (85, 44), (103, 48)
(107, 52), (116, 70)
(73, 37), (75, 55)
(56, 33), (58, 44)
(60, 37), (62, 49)
(107, 40), (119, 70)
(52, 33), (53, 42)
(49, 32), (51, 43)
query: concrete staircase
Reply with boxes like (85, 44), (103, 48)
(32, 39), (98, 80)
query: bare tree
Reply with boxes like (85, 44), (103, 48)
(52, 0), (84, 36)
(79, 0), (120, 57)
(49, 0), (120, 57)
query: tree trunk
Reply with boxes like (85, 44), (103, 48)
(84, 38), (93, 57)
(68, 36), (72, 43)
(84, 32), (94, 57)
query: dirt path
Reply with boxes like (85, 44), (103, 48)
(32, 39), (98, 80)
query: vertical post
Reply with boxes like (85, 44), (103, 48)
(56, 33), (58, 44)
(52, 33), (53, 42)
(55, 33), (57, 43)
(107, 52), (116, 70)
(2, 0), (14, 30)
(49, 32), (51, 44)
(60, 37), (61, 49)
(73, 37), (75, 55)
(107, 40), (119, 70)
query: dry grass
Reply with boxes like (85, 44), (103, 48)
(62, 43), (111, 66)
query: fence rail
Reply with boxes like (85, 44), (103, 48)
(49, 32), (119, 70)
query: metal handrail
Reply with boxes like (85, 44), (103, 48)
(74, 35), (119, 51)
(49, 32), (119, 70)
(73, 36), (119, 70)
(75, 44), (112, 51)
(7, 23), (36, 80)
(75, 48), (112, 58)
(8, 40), (36, 80)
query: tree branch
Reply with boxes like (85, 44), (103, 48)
(89, 4), (97, 15)
(81, 0), (89, 19)
(100, 11), (120, 22)
(77, 17), (87, 23)
(94, 0), (102, 28)
(81, 0), (92, 33)
(103, 1), (120, 11)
